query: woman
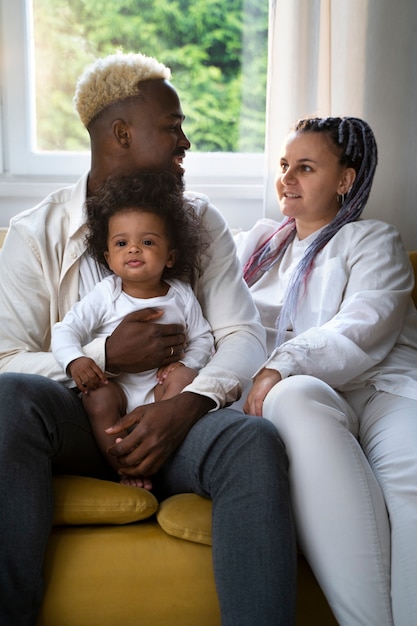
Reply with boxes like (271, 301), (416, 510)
(236, 116), (417, 625)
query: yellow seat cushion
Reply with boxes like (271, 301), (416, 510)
(53, 476), (158, 525)
(157, 493), (213, 545)
(40, 523), (220, 626)
(53, 478), (213, 545)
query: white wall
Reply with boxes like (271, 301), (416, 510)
(0, 178), (265, 232)
(265, 0), (417, 251)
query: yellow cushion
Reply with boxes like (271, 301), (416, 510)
(53, 476), (158, 525)
(40, 523), (221, 626)
(157, 493), (213, 545)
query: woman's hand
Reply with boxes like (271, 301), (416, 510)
(243, 368), (282, 416)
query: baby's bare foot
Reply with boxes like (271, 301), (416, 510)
(120, 476), (153, 490)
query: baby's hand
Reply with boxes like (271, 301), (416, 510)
(155, 363), (197, 401)
(68, 356), (108, 394)
(156, 362), (184, 384)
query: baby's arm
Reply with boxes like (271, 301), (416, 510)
(68, 356), (108, 394)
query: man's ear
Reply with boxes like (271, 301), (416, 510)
(113, 120), (131, 148)
(338, 167), (356, 195)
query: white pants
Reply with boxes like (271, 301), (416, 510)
(263, 375), (417, 626)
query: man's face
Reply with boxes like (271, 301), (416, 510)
(125, 80), (191, 177)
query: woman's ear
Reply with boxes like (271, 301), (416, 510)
(113, 119), (131, 148)
(338, 167), (356, 195)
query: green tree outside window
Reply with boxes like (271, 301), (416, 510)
(32, 0), (268, 153)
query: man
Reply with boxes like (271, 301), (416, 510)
(0, 52), (296, 625)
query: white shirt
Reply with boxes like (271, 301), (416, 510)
(0, 173), (266, 408)
(235, 218), (417, 399)
(52, 276), (214, 410)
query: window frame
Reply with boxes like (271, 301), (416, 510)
(0, 0), (265, 188)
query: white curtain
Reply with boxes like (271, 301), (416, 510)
(264, 0), (417, 250)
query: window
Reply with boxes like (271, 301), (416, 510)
(0, 0), (267, 184)
(2, 1), (415, 245)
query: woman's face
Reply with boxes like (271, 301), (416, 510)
(275, 130), (355, 239)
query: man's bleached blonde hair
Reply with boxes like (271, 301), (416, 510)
(74, 51), (171, 128)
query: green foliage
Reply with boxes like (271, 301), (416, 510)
(32, 0), (268, 152)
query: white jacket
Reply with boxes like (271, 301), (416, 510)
(0, 173), (266, 408)
(235, 218), (417, 399)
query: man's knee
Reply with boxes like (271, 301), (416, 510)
(218, 409), (288, 469)
(0, 372), (59, 398)
(0, 372), (82, 431)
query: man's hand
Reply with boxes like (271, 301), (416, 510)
(105, 308), (186, 374)
(105, 392), (215, 478)
(243, 368), (282, 416)
(68, 356), (108, 393)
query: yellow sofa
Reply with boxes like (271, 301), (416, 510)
(40, 478), (339, 626)
(0, 226), (415, 626)
(37, 251), (417, 626)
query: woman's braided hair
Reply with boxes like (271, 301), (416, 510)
(243, 116), (378, 345)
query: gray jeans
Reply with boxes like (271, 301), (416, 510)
(0, 372), (296, 626)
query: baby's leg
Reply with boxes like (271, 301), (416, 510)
(82, 381), (152, 490)
(82, 380), (127, 475)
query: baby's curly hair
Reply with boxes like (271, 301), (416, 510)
(85, 172), (209, 285)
